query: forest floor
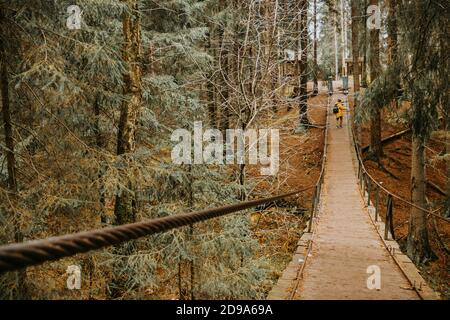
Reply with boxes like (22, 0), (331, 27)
(356, 100), (450, 299)
(247, 88), (327, 297)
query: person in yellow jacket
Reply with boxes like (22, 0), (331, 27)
(333, 99), (346, 128)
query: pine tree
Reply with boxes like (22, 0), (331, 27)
(398, 0), (447, 264)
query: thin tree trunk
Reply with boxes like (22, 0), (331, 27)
(351, 1), (361, 97)
(407, 135), (434, 264)
(114, 0), (142, 226)
(208, 21), (217, 126)
(219, 0), (231, 133)
(351, 0), (361, 145)
(312, 0), (318, 95)
(298, 0), (309, 127)
(361, 7), (368, 88)
(445, 109), (450, 218)
(340, 0), (347, 76)
(334, 10), (339, 81)
(386, 0), (398, 109)
(93, 95), (107, 224)
(368, 0), (382, 161)
(271, 0), (280, 112)
(0, 30), (29, 299)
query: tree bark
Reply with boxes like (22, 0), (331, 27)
(407, 135), (435, 264)
(333, 10), (339, 81)
(386, 0), (399, 109)
(312, 0), (318, 95)
(1, 41), (28, 299)
(340, 0), (347, 77)
(298, 0), (309, 127)
(361, 8), (368, 88)
(110, 0), (142, 298)
(351, 0), (361, 144)
(0, 15), (29, 297)
(445, 108), (450, 218)
(368, 0), (382, 161)
(351, 1), (361, 97)
(93, 95), (107, 224)
(207, 19), (217, 126)
(114, 0), (142, 226)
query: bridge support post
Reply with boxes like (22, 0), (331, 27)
(314, 185), (320, 217)
(362, 174), (366, 199)
(375, 186), (379, 221)
(385, 194), (393, 240)
(308, 188), (317, 232)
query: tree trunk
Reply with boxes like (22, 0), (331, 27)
(312, 0), (318, 95)
(1, 44), (29, 299)
(445, 109), (450, 218)
(208, 21), (217, 126)
(334, 10), (339, 81)
(386, 0), (399, 109)
(407, 135), (435, 264)
(271, 0), (280, 112)
(114, 0), (142, 226)
(361, 11), (368, 88)
(110, 0), (142, 298)
(298, 0), (309, 127)
(350, 2), (361, 97)
(340, 0), (347, 77)
(368, 0), (382, 161)
(93, 95), (107, 224)
(351, 0), (361, 144)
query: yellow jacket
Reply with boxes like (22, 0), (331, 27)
(335, 102), (345, 118)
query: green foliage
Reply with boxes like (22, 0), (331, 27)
(358, 63), (402, 122)
(0, 0), (270, 299)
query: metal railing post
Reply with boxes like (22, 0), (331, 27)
(385, 194), (393, 240)
(375, 186), (379, 222)
(389, 197), (395, 240)
(367, 179), (371, 206)
(357, 163), (361, 180)
(362, 173), (366, 197)
(359, 168), (363, 188)
(315, 185), (321, 217)
(308, 188), (317, 233)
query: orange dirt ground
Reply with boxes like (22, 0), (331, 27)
(247, 89), (327, 296)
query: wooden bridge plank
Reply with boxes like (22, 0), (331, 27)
(292, 96), (420, 300)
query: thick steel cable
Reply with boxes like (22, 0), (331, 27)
(0, 187), (314, 274)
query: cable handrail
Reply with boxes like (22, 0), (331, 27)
(347, 98), (449, 224)
(0, 186), (316, 274)
(0, 93), (331, 281)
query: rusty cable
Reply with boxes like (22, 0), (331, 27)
(0, 187), (314, 274)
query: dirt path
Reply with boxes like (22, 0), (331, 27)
(293, 94), (419, 300)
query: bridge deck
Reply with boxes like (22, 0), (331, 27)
(293, 96), (419, 300)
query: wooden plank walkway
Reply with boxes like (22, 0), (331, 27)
(292, 95), (419, 300)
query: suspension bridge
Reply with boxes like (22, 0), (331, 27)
(0, 89), (445, 300)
